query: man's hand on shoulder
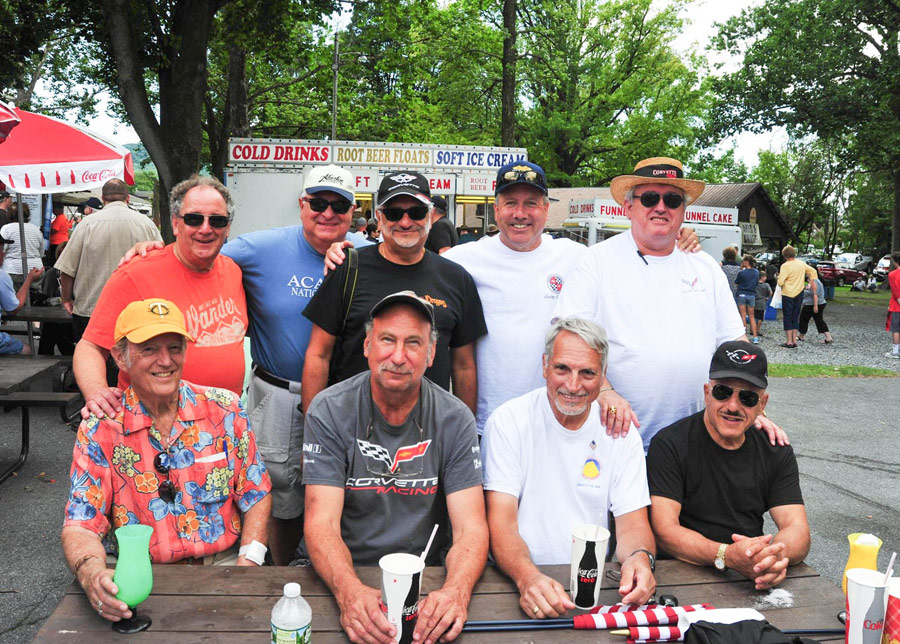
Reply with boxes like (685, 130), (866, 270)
(414, 585), (468, 643)
(323, 240), (353, 275)
(727, 534), (789, 590)
(337, 583), (396, 644)
(515, 569), (575, 619)
(118, 240), (165, 267)
(597, 389), (640, 438)
(754, 414), (790, 446)
(618, 551), (656, 605)
(676, 227), (701, 253)
(81, 387), (123, 420)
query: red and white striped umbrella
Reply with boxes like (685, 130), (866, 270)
(0, 102), (20, 143)
(0, 106), (133, 194)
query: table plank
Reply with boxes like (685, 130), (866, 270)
(0, 356), (60, 394)
(4, 306), (72, 323)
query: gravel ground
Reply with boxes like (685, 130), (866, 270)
(754, 299), (900, 371)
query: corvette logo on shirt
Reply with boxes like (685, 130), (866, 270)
(356, 439), (432, 473)
(547, 274), (564, 294)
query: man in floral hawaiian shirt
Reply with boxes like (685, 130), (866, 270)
(61, 298), (272, 624)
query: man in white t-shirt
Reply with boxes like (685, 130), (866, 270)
(483, 317), (656, 619)
(445, 160), (701, 437)
(553, 157), (762, 451)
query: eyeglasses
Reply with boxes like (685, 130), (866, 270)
(177, 213), (230, 229)
(304, 197), (353, 214)
(153, 452), (179, 504)
(498, 168), (547, 191)
(711, 383), (760, 407)
(634, 191), (685, 209)
(359, 415), (427, 477)
(380, 205), (430, 222)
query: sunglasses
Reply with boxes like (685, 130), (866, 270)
(499, 169), (547, 190)
(381, 205), (430, 222)
(177, 212), (230, 229)
(634, 191), (685, 209)
(304, 197), (353, 214)
(711, 383), (760, 407)
(154, 452), (179, 504)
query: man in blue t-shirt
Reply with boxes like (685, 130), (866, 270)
(0, 235), (43, 355)
(220, 164), (371, 565)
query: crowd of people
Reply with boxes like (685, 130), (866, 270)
(8, 154), (900, 643)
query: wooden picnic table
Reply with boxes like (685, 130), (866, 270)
(0, 355), (66, 484)
(34, 559), (846, 642)
(3, 305), (72, 354)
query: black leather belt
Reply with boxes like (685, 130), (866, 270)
(252, 365), (291, 390)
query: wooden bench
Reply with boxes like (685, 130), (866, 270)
(0, 391), (83, 484)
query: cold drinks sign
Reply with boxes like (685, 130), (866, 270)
(227, 138), (526, 196)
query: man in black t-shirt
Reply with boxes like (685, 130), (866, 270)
(425, 195), (458, 254)
(647, 341), (809, 590)
(302, 171), (486, 415)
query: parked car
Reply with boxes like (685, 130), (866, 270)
(797, 255), (821, 269)
(873, 254), (892, 281)
(755, 251), (781, 269)
(833, 252), (873, 272)
(816, 261), (867, 287)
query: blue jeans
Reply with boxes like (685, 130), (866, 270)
(782, 293), (804, 331)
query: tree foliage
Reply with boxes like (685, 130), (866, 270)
(711, 0), (900, 251)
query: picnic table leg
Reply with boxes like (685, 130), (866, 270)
(0, 406), (30, 485)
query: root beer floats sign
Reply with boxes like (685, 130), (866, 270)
(227, 139), (528, 197)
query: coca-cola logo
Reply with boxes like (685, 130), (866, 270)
(578, 569), (598, 580)
(81, 169), (116, 183)
(864, 619), (883, 629)
(402, 602), (419, 619)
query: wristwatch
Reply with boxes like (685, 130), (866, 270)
(714, 543), (728, 571)
(630, 548), (656, 572)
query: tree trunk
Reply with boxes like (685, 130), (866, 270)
(210, 44), (249, 182)
(101, 0), (220, 243)
(893, 167), (900, 253)
(500, 0), (517, 147)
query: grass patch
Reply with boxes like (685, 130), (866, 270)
(769, 363), (899, 378)
(829, 285), (891, 307)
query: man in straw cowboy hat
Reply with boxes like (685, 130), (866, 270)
(554, 157), (785, 451)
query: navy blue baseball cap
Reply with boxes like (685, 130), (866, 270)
(495, 160), (548, 196)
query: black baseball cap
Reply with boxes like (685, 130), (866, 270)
(81, 197), (102, 209)
(431, 195), (447, 212)
(495, 160), (548, 196)
(377, 171), (431, 207)
(0, 190), (10, 200)
(709, 341), (768, 389)
(369, 290), (435, 327)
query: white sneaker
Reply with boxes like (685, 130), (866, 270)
(886, 352), (900, 359)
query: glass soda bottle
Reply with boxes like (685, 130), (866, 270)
(271, 582), (311, 644)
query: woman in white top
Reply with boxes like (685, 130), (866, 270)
(0, 203), (45, 289)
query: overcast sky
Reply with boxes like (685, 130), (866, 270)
(86, 0), (784, 168)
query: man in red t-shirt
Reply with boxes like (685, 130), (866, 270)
(887, 252), (900, 359)
(74, 176), (248, 418)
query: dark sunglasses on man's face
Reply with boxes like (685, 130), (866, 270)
(381, 205), (430, 222)
(177, 212), (230, 229)
(634, 190), (685, 209)
(154, 452), (179, 504)
(711, 383), (760, 407)
(304, 197), (353, 214)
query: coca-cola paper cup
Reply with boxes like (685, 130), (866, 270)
(846, 567), (888, 644)
(379, 553), (425, 644)
(882, 578), (900, 644)
(570, 523), (610, 609)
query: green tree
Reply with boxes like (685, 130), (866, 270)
(711, 0), (900, 252)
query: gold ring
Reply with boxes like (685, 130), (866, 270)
(532, 606), (540, 614)
(609, 406), (617, 415)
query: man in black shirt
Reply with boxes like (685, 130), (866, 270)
(647, 341), (809, 590)
(302, 171), (486, 415)
(425, 195), (458, 254)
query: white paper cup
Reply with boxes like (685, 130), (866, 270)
(570, 523), (610, 609)
(379, 553), (425, 644)
(846, 567), (888, 644)
(881, 578), (900, 644)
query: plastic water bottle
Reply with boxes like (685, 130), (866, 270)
(271, 582), (311, 643)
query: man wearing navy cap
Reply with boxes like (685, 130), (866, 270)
(647, 341), (809, 590)
(301, 170), (486, 418)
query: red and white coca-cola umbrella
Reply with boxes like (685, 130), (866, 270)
(0, 102), (21, 143)
(0, 106), (133, 194)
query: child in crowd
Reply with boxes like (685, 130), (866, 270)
(735, 255), (761, 343)
(755, 271), (773, 338)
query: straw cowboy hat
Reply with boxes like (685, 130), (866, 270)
(609, 157), (706, 206)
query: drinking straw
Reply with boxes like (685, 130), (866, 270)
(420, 524), (439, 562)
(883, 551), (897, 585)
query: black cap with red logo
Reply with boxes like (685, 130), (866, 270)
(709, 341), (768, 389)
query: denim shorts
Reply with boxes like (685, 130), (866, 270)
(736, 293), (756, 308)
(0, 331), (24, 354)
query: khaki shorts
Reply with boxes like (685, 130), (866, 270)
(247, 370), (304, 520)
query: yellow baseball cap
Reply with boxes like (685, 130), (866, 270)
(114, 299), (193, 344)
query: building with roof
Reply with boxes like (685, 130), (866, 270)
(547, 182), (793, 252)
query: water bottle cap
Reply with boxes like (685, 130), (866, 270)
(284, 582), (301, 597)
(856, 534), (880, 546)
